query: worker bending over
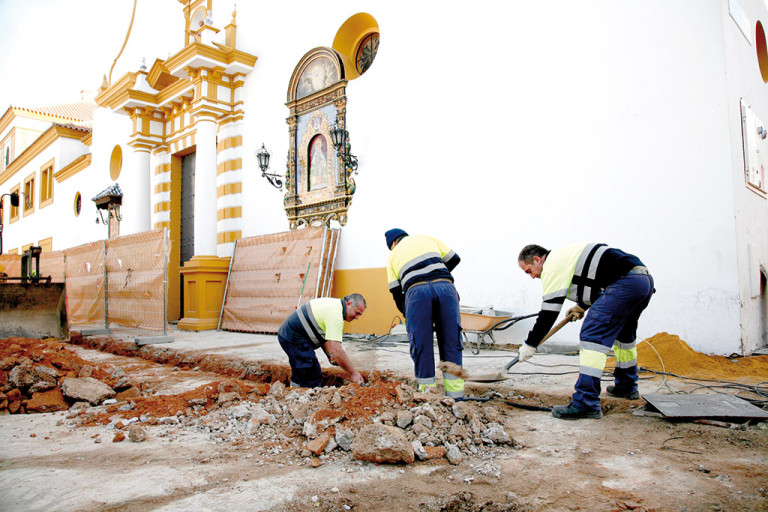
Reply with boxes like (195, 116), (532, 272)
(277, 294), (366, 387)
(518, 243), (654, 419)
(385, 228), (465, 400)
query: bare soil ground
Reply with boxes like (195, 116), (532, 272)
(1, 335), (767, 512)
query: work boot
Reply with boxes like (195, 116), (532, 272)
(551, 402), (602, 420)
(606, 385), (640, 400)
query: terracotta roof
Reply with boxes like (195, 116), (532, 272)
(52, 122), (92, 133)
(10, 101), (96, 127)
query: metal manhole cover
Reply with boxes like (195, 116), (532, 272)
(643, 393), (768, 420)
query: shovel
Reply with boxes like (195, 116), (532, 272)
(443, 308), (582, 383)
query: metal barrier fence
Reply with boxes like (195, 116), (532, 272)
(219, 227), (340, 334)
(0, 229), (169, 335)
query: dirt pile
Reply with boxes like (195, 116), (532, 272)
(635, 332), (768, 382)
(0, 337), (132, 415)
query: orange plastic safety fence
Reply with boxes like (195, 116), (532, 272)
(105, 230), (167, 331)
(64, 241), (106, 328)
(220, 227), (340, 334)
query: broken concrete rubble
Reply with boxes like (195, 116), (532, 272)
(0, 337), (524, 468)
(351, 423), (415, 464)
(61, 377), (116, 405)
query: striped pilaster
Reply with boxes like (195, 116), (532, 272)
(216, 120), (243, 257)
(152, 149), (172, 230)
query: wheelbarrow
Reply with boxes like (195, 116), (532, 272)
(460, 306), (538, 355)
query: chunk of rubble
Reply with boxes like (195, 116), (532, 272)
(444, 442), (463, 465)
(351, 423), (415, 464)
(128, 425), (147, 442)
(335, 428), (355, 451)
(26, 388), (68, 413)
(303, 408), (343, 439)
(396, 410), (414, 428)
(482, 423), (512, 445)
(306, 431), (331, 455)
(61, 377), (115, 405)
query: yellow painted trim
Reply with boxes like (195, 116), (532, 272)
(332, 13), (380, 81)
(154, 201), (171, 213)
(55, 153), (91, 182)
(155, 163), (172, 175)
(217, 206), (241, 220)
(216, 158), (241, 174)
(0, 125), (89, 186)
(217, 135), (242, 153)
(216, 230), (241, 244)
(217, 182), (242, 197)
(39, 157), (55, 208)
(22, 171), (35, 217)
(38, 236), (52, 252)
(330, 267), (401, 335)
(164, 42), (257, 76)
(154, 182), (172, 194)
(8, 184), (20, 223)
(153, 220), (171, 230)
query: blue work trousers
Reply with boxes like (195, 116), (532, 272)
(572, 273), (654, 411)
(278, 335), (322, 387)
(404, 280), (462, 384)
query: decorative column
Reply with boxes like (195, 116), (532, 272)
(193, 110), (219, 255)
(178, 107), (228, 331)
(151, 146), (172, 231)
(216, 118), (243, 258)
(124, 143), (152, 235)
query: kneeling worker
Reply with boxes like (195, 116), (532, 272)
(518, 243), (654, 419)
(278, 294), (367, 387)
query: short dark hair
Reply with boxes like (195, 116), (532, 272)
(344, 293), (367, 309)
(518, 244), (548, 263)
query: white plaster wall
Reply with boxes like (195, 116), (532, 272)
(225, 0), (758, 354)
(722, 0), (768, 354)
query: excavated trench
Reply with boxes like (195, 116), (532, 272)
(68, 331), (353, 388)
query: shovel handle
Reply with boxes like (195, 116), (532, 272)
(503, 356), (520, 372)
(539, 310), (580, 344)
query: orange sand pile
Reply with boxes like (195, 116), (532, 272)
(630, 332), (768, 383)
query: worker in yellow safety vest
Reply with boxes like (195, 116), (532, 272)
(518, 243), (654, 419)
(385, 229), (465, 400)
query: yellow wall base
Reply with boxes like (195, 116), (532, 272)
(178, 255), (230, 331)
(331, 267), (402, 335)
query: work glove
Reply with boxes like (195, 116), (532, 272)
(566, 306), (585, 321)
(518, 344), (537, 362)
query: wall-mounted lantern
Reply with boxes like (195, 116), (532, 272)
(330, 116), (359, 174)
(256, 143), (283, 190)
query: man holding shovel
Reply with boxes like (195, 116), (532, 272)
(518, 243), (654, 419)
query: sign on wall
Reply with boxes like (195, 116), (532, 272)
(741, 100), (767, 195)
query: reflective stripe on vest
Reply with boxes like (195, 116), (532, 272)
(296, 303), (324, 348)
(568, 243), (608, 306)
